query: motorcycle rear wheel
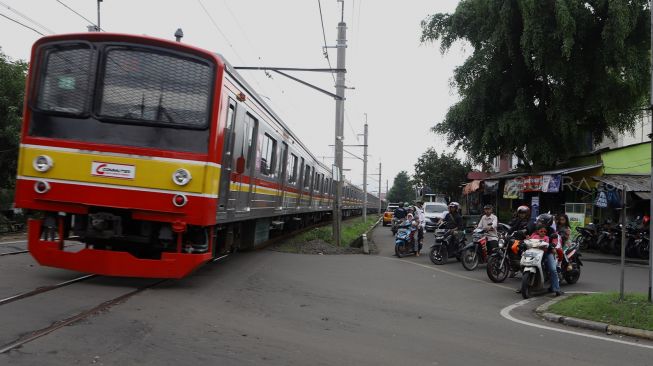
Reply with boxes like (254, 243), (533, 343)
(563, 264), (581, 284)
(461, 248), (479, 271)
(521, 272), (532, 299)
(636, 240), (649, 260)
(486, 255), (509, 283)
(430, 246), (448, 265)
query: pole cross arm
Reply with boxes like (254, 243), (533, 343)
(233, 66), (346, 101)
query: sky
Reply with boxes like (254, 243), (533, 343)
(0, 0), (468, 196)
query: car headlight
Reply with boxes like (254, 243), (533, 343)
(33, 155), (53, 172)
(172, 168), (192, 186)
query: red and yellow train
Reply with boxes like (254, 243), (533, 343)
(14, 33), (380, 278)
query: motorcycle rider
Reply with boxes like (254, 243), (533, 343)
(508, 205), (534, 239)
(476, 204), (498, 252)
(443, 202), (464, 249)
(414, 201), (426, 256)
(393, 202), (407, 221)
(519, 213), (564, 296)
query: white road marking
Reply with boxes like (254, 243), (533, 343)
(0, 240), (27, 245)
(500, 298), (653, 350)
(385, 256), (513, 290)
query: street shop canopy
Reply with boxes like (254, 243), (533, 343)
(463, 180), (482, 195)
(500, 163), (603, 198)
(592, 174), (650, 193)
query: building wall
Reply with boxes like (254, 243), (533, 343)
(594, 111), (651, 150)
(601, 142), (651, 175)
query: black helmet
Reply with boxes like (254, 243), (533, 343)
(535, 213), (554, 228)
(399, 202), (404, 208)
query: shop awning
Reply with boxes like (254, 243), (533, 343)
(634, 192), (651, 200)
(592, 174), (650, 192)
(463, 180), (482, 195)
(537, 163), (603, 175)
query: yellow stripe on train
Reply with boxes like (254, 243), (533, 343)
(18, 145), (220, 195)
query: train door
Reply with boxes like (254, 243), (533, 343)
(234, 111), (258, 212)
(277, 142), (288, 209)
(218, 99), (237, 214)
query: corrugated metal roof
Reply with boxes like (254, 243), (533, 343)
(486, 163), (603, 180)
(592, 174), (650, 192)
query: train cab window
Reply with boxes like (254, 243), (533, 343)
(98, 47), (213, 128)
(260, 133), (277, 176)
(36, 43), (94, 115)
(288, 154), (298, 183)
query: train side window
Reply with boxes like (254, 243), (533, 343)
(288, 154), (298, 183)
(260, 133), (276, 176)
(226, 102), (235, 130)
(280, 142), (288, 180)
(298, 157), (305, 188)
(244, 113), (258, 169)
(304, 165), (311, 189)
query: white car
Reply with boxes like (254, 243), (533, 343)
(424, 202), (448, 231)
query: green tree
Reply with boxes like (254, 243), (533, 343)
(421, 0), (650, 169)
(0, 49), (27, 193)
(387, 171), (414, 203)
(414, 148), (471, 199)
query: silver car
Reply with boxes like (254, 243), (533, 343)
(424, 202), (448, 231)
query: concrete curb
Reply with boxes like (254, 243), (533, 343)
(535, 294), (653, 341)
(361, 217), (382, 254)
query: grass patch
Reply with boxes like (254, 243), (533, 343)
(549, 292), (653, 331)
(288, 217), (377, 247)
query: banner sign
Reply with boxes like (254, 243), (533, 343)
(503, 178), (522, 199)
(542, 175), (562, 193)
(595, 191), (608, 208)
(522, 176), (543, 192)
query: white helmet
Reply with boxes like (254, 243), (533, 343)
(448, 202), (460, 210)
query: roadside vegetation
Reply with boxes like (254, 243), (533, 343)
(274, 217), (378, 254)
(549, 293), (653, 331)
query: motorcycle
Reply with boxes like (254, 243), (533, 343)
(461, 227), (493, 271)
(391, 217), (402, 236)
(429, 221), (464, 265)
(394, 220), (417, 258)
(574, 224), (597, 251)
(560, 239), (582, 284)
(519, 239), (554, 299)
(486, 229), (523, 283)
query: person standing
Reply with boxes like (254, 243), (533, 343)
(414, 201), (426, 256)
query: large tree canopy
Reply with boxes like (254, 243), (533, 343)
(414, 149), (471, 199)
(421, 0), (650, 169)
(387, 171), (414, 203)
(0, 49), (27, 191)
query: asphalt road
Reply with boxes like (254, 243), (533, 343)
(0, 228), (652, 365)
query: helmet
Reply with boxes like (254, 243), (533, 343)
(535, 213), (554, 228)
(517, 205), (530, 214)
(399, 202), (404, 208)
(404, 202), (410, 207)
(448, 202), (460, 210)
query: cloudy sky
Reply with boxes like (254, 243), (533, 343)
(0, 0), (468, 196)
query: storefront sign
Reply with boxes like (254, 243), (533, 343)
(522, 176), (543, 192)
(531, 196), (540, 219)
(542, 175), (561, 193)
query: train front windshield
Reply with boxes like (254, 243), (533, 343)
(29, 42), (215, 154)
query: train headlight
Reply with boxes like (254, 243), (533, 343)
(172, 168), (192, 186)
(33, 155), (53, 172)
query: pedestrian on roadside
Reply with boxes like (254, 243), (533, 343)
(414, 201), (426, 256)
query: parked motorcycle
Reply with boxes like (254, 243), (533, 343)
(574, 224), (597, 251)
(429, 222), (464, 265)
(394, 220), (417, 258)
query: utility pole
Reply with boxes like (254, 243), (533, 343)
(97, 0), (102, 31)
(332, 1), (347, 246)
(378, 162), (382, 213)
(620, 186), (627, 301)
(649, 0), (653, 303)
(362, 114), (368, 222)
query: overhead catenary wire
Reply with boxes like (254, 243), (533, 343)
(55, 0), (102, 31)
(0, 11), (44, 36)
(0, 1), (54, 34)
(317, 0), (336, 85)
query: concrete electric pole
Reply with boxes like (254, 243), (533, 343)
(362, 114), (368, 222)
(97, 0), (102, 31)
(332, 4), (347, 246)
(649, 0), (652, 303)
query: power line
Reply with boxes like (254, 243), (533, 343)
(196, 0), (248, 66)
(55, 0), (102, 31)
(0, 1), (54, 34)
(0, 11), (44, 36)
(317, 0), (336, 85)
